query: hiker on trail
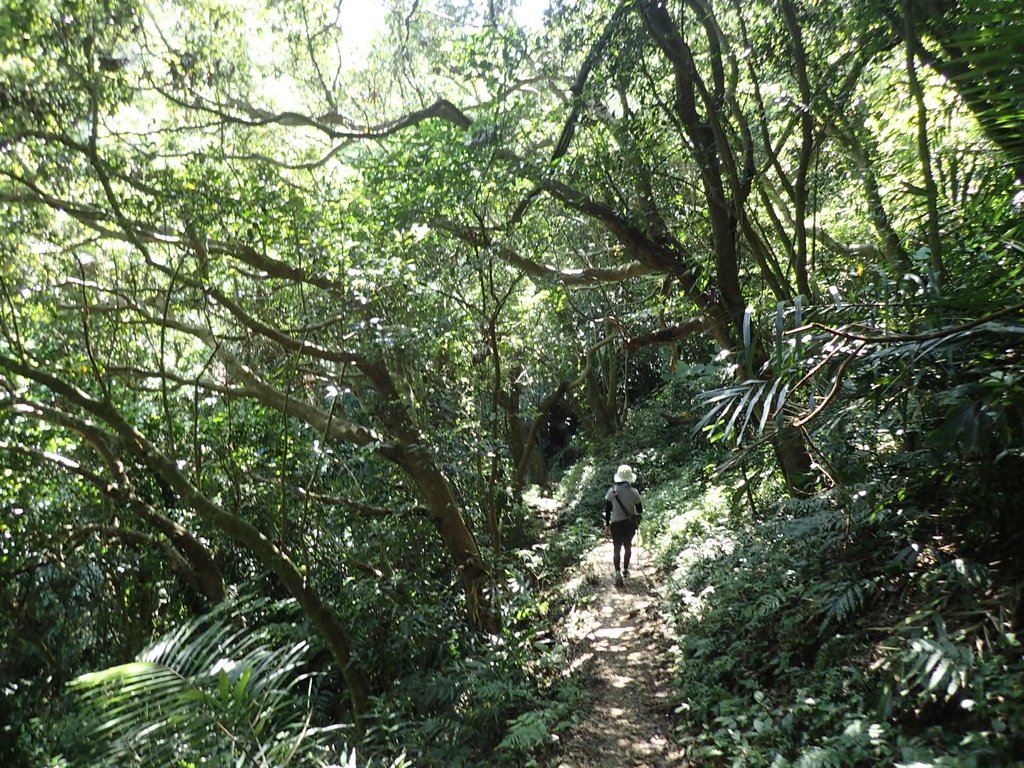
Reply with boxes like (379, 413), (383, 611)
(603, 464), (643, 587)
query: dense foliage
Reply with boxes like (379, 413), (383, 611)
(1, 0), (1021, 765)
(550, 346), (1023, 766)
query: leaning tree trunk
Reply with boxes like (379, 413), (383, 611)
(397, 445), (500, 633)
(187, 331), (501, 635)
(358, 359), (500, 632)
(104, 418), (374, 723)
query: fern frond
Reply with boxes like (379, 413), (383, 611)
(896, 635), (975, 700)
(69, 596), (349, 767)
(820, 579), (876, 631)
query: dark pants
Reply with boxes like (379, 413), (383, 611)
(610, 519), (637, 572)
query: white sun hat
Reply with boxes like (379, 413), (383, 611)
(613, 464), (636, 483)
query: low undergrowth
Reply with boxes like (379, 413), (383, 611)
(651, 456), (1024, 767)
(53, 551), (587, 768)
(552, 381), (1024, 767)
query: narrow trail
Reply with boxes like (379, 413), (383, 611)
(546, 535), (689, 768)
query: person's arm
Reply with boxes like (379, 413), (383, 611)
(603, 499), (612, 527)
(634, 500), (643, 525)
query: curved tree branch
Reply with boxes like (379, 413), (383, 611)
(498, 247), (655, 286)
(624, 317), (709, 350)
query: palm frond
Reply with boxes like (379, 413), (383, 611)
(69, 595), (357, 768)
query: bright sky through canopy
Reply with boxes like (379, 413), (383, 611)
(337, 0), (387, 59)
(337, 0), (549, 58)
(513, 0), (550, 28)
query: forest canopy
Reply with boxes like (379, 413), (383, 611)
(1, 0), (1022, 765)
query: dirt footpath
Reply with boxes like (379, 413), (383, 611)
(547, 538), (689, 768)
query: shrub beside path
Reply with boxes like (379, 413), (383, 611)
(546, 535), (689, 767)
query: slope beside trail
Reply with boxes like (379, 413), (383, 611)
(543, 524), (689, 768)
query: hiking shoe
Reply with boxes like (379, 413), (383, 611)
(614, 571), (624, 587)
(622, 569), (630, 580)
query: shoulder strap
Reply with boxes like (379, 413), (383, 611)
(612, 488), (634, 518)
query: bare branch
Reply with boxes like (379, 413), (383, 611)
(624, 318), (709, 350)
(172, 93), (473, 140)
(498, 247), (655, 286)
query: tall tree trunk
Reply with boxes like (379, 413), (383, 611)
(780, 0), (815, 300)
(835, 130), (912, 271)
(640, 0), (745, 335)
(774, 423), (817, 497)
(640, 0), (819, 496)
(894, 0), (1024, 185)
